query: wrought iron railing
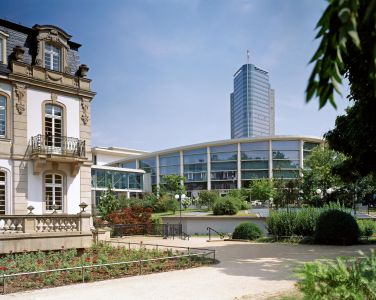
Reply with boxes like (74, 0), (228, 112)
(104, 223), (186, 239)
(30, 134), (86, 158)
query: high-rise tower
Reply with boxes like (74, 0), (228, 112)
(230, 62), (275, 138)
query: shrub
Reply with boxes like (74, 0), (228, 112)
(232, 222), (263, 240)
(107, 206), (153, 225)
(266, 210), (297, 237)
(357, 219), (376, 238)
(213, 196), (239, 215)
(197, 190), (219, 209)
(98, 186), (119, 220)
(315, 209), (360, 245)
(296, 251), (376, 299)
(294, 207), (320, 236)
(153, 195), (174, 213)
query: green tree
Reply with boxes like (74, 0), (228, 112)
(98, 186), (119, 220)
(307, 0), (376, 178)
(161, 174), (186, 195)
(197, 190), (219, 210)
(250, 179), (276, 202)
(301, 147), (346, 206)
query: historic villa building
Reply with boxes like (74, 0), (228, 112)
(0, 19), (95, 215)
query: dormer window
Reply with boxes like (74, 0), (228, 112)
(0, 31), (8, 64)
(44, 43), (61, 71)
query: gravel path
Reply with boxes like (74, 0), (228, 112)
(1, 237), (375, 300)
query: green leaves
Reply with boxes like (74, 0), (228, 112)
(306, 0), (367, 109)
(296, 250), (376, 299)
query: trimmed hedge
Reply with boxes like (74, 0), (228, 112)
(315, 210), (360, 245)
(232, 222), (263, 240)
(357, 219), (376, 238)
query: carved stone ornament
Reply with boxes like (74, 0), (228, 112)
(13, 46), (25, 62)
(34, 25), (71, 74)
(81, 98), (89, 125)
(13, 84), (27, 115)
(51, 93), (58, 102)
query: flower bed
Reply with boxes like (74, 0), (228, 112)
(0, 243), (214, 294)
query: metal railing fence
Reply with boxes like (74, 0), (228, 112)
(1, 242), (215, 294)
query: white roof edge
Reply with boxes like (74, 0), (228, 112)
(92, 165), (146, 173)
(92, 146), (149, 156)
(113, 135), (324, 163)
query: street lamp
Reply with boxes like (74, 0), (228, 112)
(316, 188), (322, 207)
(175, 193), (186, 224)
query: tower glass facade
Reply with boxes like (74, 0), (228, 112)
(231, 64), (275, 138)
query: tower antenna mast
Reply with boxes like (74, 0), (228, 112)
(247, 50), (250, 64)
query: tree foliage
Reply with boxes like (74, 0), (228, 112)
(98, 186), (119, 220)
(301, 146), (346, 206)
(307, 0), (376, 177)
(250, 179), (276, 202)
(160, 174), (186, 195)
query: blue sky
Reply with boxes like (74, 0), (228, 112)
(2, 0), (349, 151)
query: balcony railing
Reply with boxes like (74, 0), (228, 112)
(30, 134), (86, 158)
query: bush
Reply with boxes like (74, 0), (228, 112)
(98, 187), (119, 220)
(266, 210), (297, 237)
(266, 204), (352, 238)
(213, 196), (239, 215)
(357, 219), (376, 238)
(197, 190), (219, 209)
(296, 251), (376, 299)
(232, 222), (263, 240)
(153, 195), (178, 213)
(315, 209), (360, 245)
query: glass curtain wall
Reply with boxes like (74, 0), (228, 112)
(91, 168), (143, 190)
(303, 142), (320, 167)
(241, 141), (269, 186)
(210, 144), (237, 190)
(183, 148), (207, 191)
(159, 152), (180, 184)
(139, 157), (157, 185)
(272, 141), (300, 179)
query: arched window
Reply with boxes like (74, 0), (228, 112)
(45, 173), (63, 212)
(0, 171), (6, 214)
(0, 95), (6, 137)
(44, 43), (61, 72)
(45, 104), (63, 152)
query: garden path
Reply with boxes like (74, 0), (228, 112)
(1, 237), (375, 300)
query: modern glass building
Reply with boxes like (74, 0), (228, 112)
(110, 136), (322, 197)
(91, 166), (146, 206)
(230, 64), (275, 138)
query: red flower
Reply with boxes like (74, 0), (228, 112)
(0, 266), (8, 271)
(85, 257), (91, 262)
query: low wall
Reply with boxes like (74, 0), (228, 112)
(161, 216), (267, 236)
(0, 232), (93, 253)
(0, 212), (95, 253)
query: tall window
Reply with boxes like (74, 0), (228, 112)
(44, 43), (61, 71)
(0, 38), (3, 63)
(0, 96), (6, 137)
(45, 104), (63, 151)
(0, 171), (6, 215)
(45, 173), (63, 211)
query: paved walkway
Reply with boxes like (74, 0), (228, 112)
(2, 237), (376, 300)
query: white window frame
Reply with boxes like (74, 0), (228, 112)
(0, 95), (6, 138)
(44, 43), (61, 72)
(0, 171), (6, 215)
(0, 31), (9, 65)
(45, 173), (64, 212)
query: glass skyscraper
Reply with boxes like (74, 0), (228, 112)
(231, 64), (275, 138)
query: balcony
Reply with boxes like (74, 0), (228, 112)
(30, 134), (86, 175)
